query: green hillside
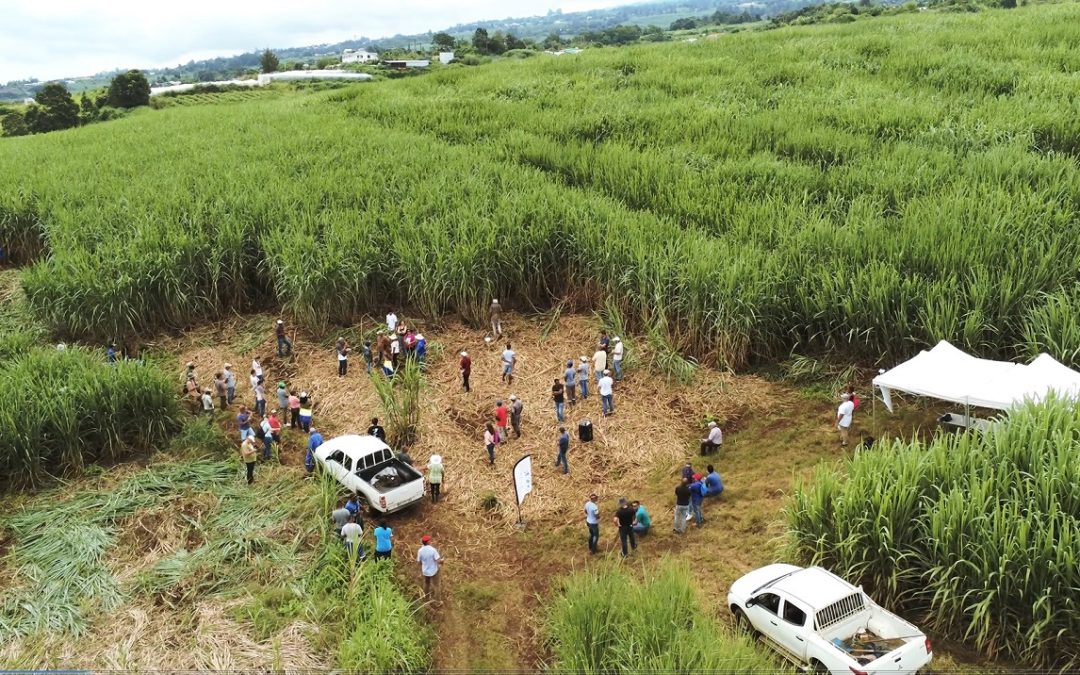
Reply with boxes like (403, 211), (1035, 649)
(2, 3), (1079, 367)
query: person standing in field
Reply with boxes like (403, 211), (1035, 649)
(552, 379), (566, 423)
(275, 319), (292, 358)
(239, 436), (258, 484)
(674, 477), (691, 534)
(336, 337), (349, 378)
(611, 337), (624, 380)
(490, 298), (503, 337)
(598, 370), (615, 417)
(427, 454), (444, 504)
(556, 427), (570, 474)
(417, 534), (443, 600)
(184, 365), (200, 412)
(501, 342), (516, 385)
(373, 521), (393, 561)
(251, 357), (263, 382)
(267, 409), (282, 442)
(260, 415), (274, 460)
(368, 417), (386, 441)
(249, 368), (259, 392)
(386, 311), (399, 334)
(341, 514), (364, 561)
(306, 426), (323, 475)
(584, 493), (600, 554)
(237, 406), (254, 441)
(592, 347), (607, 383)
(599, 331), (611, 355)
(288, 390), (301, 429)
(299, 392), (313, 432)
(331, 500), (351, 537)
(376, 331), (391, 363)
(614, 497), (638, 558)
(276, 381), (288, 413)
(459, 351), (472, 392)
(362, 340), (373, 375)
(564, 360), (577, 405)
(214, 372), (227, 410)
(494, 400), (509, 441)
(415, 332), (427, 364)
(106, 343), (117, 364)
(484, 422), (497, 466)
(700, 421), (723, 456)
(837, 393), (855, 447)
(510, 395), (524, 438)
(390, 335), (401, 372)
(689, 473), (706, 528)
(254, 378), (266, 417)
(578, 356), (590, 399)
(201, 388), (214, 425)
(224, 363), (236, 405)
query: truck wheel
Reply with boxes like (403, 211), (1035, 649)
(732, 607), (756, 638)
(810, 660), (829, 674)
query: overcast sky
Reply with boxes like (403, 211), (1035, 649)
(0, 0), (623, 83)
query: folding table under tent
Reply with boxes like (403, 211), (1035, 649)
(872, 341), (1080, 428)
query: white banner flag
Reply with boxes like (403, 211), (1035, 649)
(513, 455), (533, 506)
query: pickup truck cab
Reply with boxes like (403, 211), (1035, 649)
(313, 434), (425, 514)
(728, 564), (932, 675)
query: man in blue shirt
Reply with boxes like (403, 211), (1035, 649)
(236, 407), (254, 441)
(689, 473), (706, 528)
(563, 360), (577, 405)
(555, 427), (570, 474)
(373, 521), (393, 560)
(704, 464), (724, 497)
(306, 427), (324, 475)
(415, 333), (427, 363)
(584, 493), (600, 554)
(106, 343), (117, 364)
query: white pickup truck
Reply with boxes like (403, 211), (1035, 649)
(313, 434), (425, 514)
(728, 564), (932, 675)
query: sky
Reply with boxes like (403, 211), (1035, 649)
(0, 0), (623, 83)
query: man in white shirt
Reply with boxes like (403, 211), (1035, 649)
(592, 348), (607, 383)
(836, 393), (855, 446)
(501, 342), (517, 385)
(341, 515), (364, 561)
(584, 493), (600, 554)
(251, 357), (263, 380)
(386, 312), (399, 333)
(598, 370), (615, 417)
(611, 337), (625, 380)
(201, 388), (214, 425)
(700, 421), (723, 455)
(417, 534), (443, 600)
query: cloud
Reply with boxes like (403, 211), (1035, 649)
(0, 0), (620, 83)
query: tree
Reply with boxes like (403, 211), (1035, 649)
(542, 32), (564, 50)
(79, 93), (99, 123)
(28, 83), (80, 133)
(1, 111), (29, 137)
(505, 33), (527, 51)
(107, 70), (150, 108)
(472, 28), (491, 54)
(670, 17), (699, 30)
(433, 32), (456, 51)
(260, 48), (279, 73)
(488, 31), (508, 55)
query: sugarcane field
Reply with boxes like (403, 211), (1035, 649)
(1, 1), (1079, 673)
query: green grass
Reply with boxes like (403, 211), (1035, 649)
(1, 4), (1079, 368)
(787, 397), (1080, 671)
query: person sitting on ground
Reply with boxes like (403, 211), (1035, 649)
(368, 417), (386, 441)
(700, 421), (723, 455)
(631, 500), (651, 535)
(704, 464), (724, 497)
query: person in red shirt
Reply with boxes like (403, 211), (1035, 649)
(267, 409), (282, 442)
(494, 400), (509, 441)
(459, 351), (472, 392)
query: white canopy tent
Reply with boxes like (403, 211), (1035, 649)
(873, 341), (1080, 413)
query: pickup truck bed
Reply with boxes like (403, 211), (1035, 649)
(359, 458), (423, 493)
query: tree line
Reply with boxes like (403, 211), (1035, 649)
(2, 70), (151, 138)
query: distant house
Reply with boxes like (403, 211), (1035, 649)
(438, 51), (455, 65)
(342, 49), (379, 64)
(384, 60), (431, 69)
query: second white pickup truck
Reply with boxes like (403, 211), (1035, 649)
(313, 434), (425, 514)
(728, 564), (932, 675)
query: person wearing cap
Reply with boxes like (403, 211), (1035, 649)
(223, 363), (237, 405)
(510, 395), (524, 438)
(427, 454), (444, 503)
(214, 372), (227, 410)
(336, 337), (349, 378)
(556, 427), (570, 475)
(415, 332), (427, 364)
(201, 388), (215, 425)
(598, 369), (615, 417)
(494, 400), (509, 441)
(306, 426), (323, 474)
(417, 535), (443, 600)
(700, 421), (723, 456)
(584, 493), (600, 554)
(577, 356), (590, 399)
(703, 464), (724, 498)
(267, 409), (282, 442)
(563, 360), (577, 405)
(275, 319), (292, 358)
(611, 337), (624, 380)
(459, 351), (472, 392)
(373, 520), (393, 560)
(368, 417), (386, 441)
(272, 381), (285, 411)
(489, 299), (502, 337)
(613, 497), (638, 557)
(689, 473), (706, 528)
(239, 436), (258, 484)
(299, 392), (313, 432)
(837, 393), (855, 447)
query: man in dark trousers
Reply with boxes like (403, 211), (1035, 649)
(275, 319), (292, 357)
(368, 417), (386, 441)
(613, 497), (638, 557)
(674, 477), (692, 534)
(555, 426), (570, 474)
(584, 493), (600, 554)
(459, 351), (471, 392)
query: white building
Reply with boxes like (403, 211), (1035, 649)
(342, 49), (379, 64)
(438, 51), (455, 65)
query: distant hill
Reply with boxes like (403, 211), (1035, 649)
(1, 0), (829, 101)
